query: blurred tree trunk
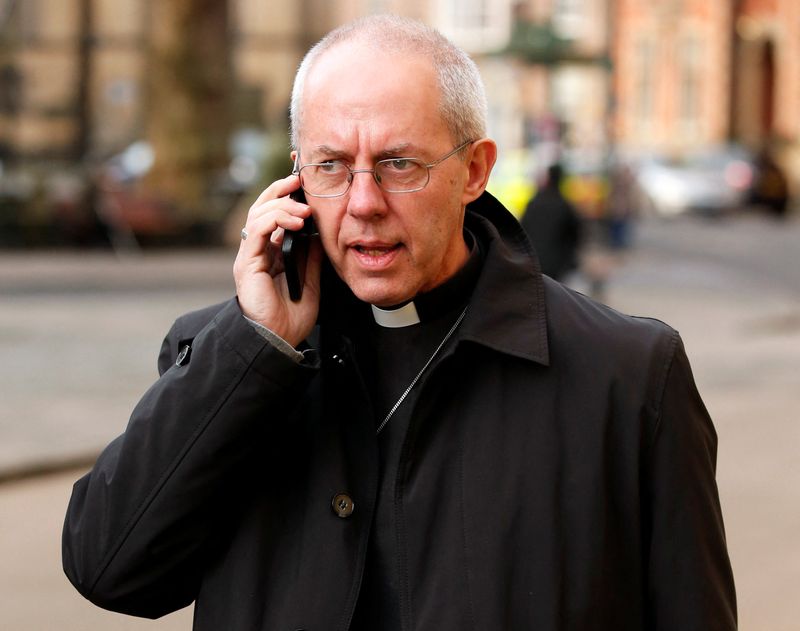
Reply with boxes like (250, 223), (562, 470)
(74, 0), (92, 161)
(144, 0), (232, 224)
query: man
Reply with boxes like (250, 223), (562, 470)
(520, 162), (583, 281)
(63, 15), (737, 631)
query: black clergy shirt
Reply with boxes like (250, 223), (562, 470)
(348, 231), (484, 630)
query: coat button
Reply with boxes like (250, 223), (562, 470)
(331, 493), (355, 518)
(175, 344), (191, 366)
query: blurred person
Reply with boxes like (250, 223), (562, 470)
(520, 163), (582, 280)
(606, 162), (637, 249)
(750, 148), (790, 218)
(62, 15), (736, 631)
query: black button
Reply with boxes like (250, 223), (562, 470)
(175, 344), (191, 366)
(331, 493), (355, 518)
(331, 353), (345, 367)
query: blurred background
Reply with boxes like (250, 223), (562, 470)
(0, 0), (797, 629)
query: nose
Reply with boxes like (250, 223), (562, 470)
(346, 169), (389, 220)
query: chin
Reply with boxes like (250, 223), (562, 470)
(347, 276), (414, 308)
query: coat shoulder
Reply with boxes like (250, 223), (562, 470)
(543, 276), (676, 347)
(542, 277), (680, 394)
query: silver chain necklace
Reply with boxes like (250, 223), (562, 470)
(375, 306), (468, 435)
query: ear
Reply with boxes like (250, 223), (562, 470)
(461, 139), (498, 206)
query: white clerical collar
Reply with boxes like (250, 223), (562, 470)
(371, 301), (421, 328)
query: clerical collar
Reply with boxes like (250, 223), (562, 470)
(370, 229), (483, 328)
(371, 301), (421, 328)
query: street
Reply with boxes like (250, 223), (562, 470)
(1, 211), (799, 629)
(607, 214), (800, 631)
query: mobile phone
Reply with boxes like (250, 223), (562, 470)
(281, 185), (315, 301)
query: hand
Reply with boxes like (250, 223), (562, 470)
(233, 175), (323, 347)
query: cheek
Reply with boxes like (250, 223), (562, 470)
(408, 211), (451, 265)
(426, 187), (462, 236)
(312, 207), (342, 248)
(320, 229), (343, 266)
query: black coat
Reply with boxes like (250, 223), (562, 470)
(63, 192), (736, 630)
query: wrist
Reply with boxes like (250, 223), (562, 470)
(243, 316), (304, 363)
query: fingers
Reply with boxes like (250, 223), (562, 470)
(248, 173), (306, 220)
(243, 211), (304, 252)
(237, 176), (312, 271)
(250, 173), (298, 205)
(232, 176), (321, 345)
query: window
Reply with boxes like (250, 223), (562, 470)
(679, 35), (703, 130)
(552, 0), (587, 40)
(634, 38), (655, 125)
(437, 0), (512, 53)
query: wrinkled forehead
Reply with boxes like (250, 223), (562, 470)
(306, 39), (439, 97)
(301, 40), (441, 117)
(298, 41), (449, 145)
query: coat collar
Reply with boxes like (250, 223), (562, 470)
(458, 191), (549, 366)
(318, 191), (549, 366)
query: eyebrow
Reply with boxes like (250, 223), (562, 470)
(308, 143), (418, 162)
(309, 145), (350, 161)
(378, 143), (414, 159)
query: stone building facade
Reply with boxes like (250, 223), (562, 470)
(0, 0), (608, 165)
(613, 0), (800, 172)
(1, 0), (797, 198)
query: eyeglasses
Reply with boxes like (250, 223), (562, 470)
(294, 140), (474, 198)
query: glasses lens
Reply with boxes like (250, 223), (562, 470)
(300, 162), (350, 197)
(376, 158), (428, 193)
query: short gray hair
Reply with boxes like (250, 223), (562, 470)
(289, 14), (488, 149)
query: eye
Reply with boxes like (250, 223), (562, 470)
(317, 161), (346, 175)
(384, 158), (414, 171)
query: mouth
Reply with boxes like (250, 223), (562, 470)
(354, 244), (400, 256)
(350, 242), (402, 268)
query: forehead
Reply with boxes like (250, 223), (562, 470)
(299, 42), (451, 149)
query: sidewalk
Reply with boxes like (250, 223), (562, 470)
(1, 237), (798, 629)
(1, 249), (235, 481)
(1, 249), (234, 630)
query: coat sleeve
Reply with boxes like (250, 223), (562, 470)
(645, 333), (737, 630)
(61, 298), (318, 618)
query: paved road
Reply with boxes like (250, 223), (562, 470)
(1, 214), (798, 629)
(0, 250), (234, 479)
(604, 214), (800, 631)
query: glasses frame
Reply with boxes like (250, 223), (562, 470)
(293, 139), (475, 198)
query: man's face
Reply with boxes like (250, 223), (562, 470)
(296, 44), (472, 307)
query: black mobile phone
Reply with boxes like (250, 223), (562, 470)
(281, 186), (315, 301)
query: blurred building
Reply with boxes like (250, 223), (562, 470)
(614, 0), (732, 152)
(613, 0), (800, 196)
(730, 0), (800, 150)
(0, 0), (614, 221)
(499, 0), (613, 216)
(0, 0), (608, 160)
(0, 0), (315, 162)
(1, 0), (797, 214)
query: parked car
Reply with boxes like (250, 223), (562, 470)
(631, 145), (756, 217)
(97, 128), (269, 245)
(0, 159), (99, 247)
